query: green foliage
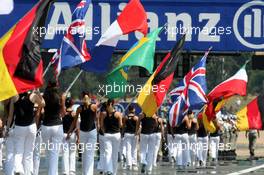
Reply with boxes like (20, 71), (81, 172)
(43, 67), (107, 98)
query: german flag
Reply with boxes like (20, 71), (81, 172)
(236, 94), (264, 131)
(0, 0), (54, 101)
(137, 35), (185, 117)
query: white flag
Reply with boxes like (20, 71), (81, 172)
(0, 0), (14, 15)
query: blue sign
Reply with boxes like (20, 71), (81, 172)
(1, 0), (264, 51)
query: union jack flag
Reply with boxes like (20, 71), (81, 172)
(169, 50), (209, 127)
(50, 50), (61, 81)
(50, 0), (91, 77)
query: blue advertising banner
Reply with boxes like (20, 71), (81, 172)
(0, 0), (264, 51)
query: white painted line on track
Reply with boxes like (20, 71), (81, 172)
(227, 164), (264, 175)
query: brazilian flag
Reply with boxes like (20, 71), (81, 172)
(106, 27), (162, 99)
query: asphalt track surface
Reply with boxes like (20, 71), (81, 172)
(37, 157), (264, 175)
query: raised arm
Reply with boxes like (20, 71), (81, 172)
(193, 118), (199, 130)
(60, 93), (67, 117)
(99, 111), (107, 134)
(30, 92), (45, 108)
(136, 113), (144, 135)
(115, 112), (123, 129)
(7, 96), (18, 130)
(159, 118), (165, 139)
(67, 106), (81, 139)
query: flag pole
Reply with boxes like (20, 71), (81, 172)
(65, 70), (83, 94)
(43, 62), (52, 77)
(43, 49), (58, 77)
(160, 23), (168, 34)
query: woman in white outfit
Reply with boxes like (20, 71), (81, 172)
(209, 119), (222, 165)
(166, 122), (177, 163)
(33, 126), (42, 175)
(187, 111), (199, 167)
(97, 102), (107, 174)
(175, 112), (192, 169)
(153, 116), (164, 167)
(62, 97), (79, 175)
(197, 116), (208, 167)
(41, 81), (66, 175)
(100, 100), (123, 175)
(67, 92), (98, 175)
(123, 105), (138, 170)
(33, 101), (44, 175)
(3, 98), (16, 175)
(11, 91), (45, 175)
(137, 113), (157, 174)
(0, 118), (4, 169)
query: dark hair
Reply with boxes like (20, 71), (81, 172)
(43, 85), (60, 107)
(65, 98), (74, 108)
(187, 110), (193, 115)
(100, 102), (107, 112)
(107, 99), (114, 106)
(82, 91), (90, 98)
(19, 92), (29, 98)
(128, 105), (135, 112)
(47, 80), (58, 88)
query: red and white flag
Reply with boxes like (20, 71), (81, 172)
(205, 64), (248, 121)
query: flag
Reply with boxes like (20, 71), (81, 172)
(169, 51), (208, 127)
(202, 108), (217, 133)
(0, 0), (54, 101)
(207, 64), (248, 102)
(202, 63), (248, 133)
(169, 94), (187, 127)
(205, 63), (248, 121)
(14, 0), (55, 81)
(0, 0), (14, 15)
(50, 50), (61, 81)
(137, 35), (185, 117)
(236, 94), (264, 131)
(80, 0), (148, 73)
(59, 0), (91, 70)
(106, 28), (162, 99)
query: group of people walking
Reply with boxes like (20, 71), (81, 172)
(0, 81), (239, 175)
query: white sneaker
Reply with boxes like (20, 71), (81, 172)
(126, 165), (132, 170)
(146, 170), (152, 175)
(132, 165), (138, 171)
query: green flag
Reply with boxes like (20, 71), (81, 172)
(106, 27), (162, 99)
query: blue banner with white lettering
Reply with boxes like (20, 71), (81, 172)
(0, 0), (264, 51)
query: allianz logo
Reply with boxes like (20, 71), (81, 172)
(233, 0), (264, 49)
